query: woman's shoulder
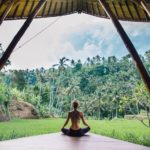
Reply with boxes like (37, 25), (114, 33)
(78, 111), (83, 116)
(69, 110), (83, 114)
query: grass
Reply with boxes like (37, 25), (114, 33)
(0, 118), (150, 146)
(88, 119), (150, 146)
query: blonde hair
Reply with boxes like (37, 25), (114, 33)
(72, 99), (79, 109)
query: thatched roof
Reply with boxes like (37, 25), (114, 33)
(0, 0), (150, 22)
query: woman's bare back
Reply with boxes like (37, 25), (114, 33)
(69, 110), (82, 130)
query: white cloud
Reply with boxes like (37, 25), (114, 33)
(0, 13), (150, 70)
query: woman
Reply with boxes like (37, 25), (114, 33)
(61, 100), (90, 137)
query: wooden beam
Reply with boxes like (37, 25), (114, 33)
(48, 0), (52, 15)
(59, 2), (63, 15)
(71, 0), (74, 12)
(131, 0), (150, 18)
(86, 1), (89, 13)
(77, 0), (82, 13)
(125, 0), (134, 19)
(41, 1), (47, 16)
(92, 3), (95, 15)
(65, 1), (68, 14)
(98, 0), (150, 94)
(0, 0), (15, 25)
(12, 4), (19, 19)
(0, 0), (46, 70)
(53, 2), (57, 16)
(112, 2), (119, 18)
(21, 0), (29, 18)
(118, 1), (126, 19)
(140, 0), (150, 17)
(97, 3), (101, 16)
(132, 2), (141, 20)
(29, 0), (36, 16)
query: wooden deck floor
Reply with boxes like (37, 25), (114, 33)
(0, 133), (149, 150)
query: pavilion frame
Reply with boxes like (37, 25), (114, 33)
(0, 0), (46, 70)
(0, 0), (16, 25)
(99, 0), (150, 94)
(0, 0), (150, 94)
(131, 0), (150, 17)
(140, 0), (150, 17)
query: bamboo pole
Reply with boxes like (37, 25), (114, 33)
(0, 0), (46, 70)
(140, 0), (150, 17)
(0, 0), (16, 25)
(98, 0), (150, 94)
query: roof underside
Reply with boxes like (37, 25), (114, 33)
(0, 0), (150, 22)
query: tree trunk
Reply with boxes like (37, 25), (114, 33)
(99, 99), (101, 120)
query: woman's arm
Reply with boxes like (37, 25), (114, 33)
(80, 112), (90, 128)
(62, 112), (70, 129)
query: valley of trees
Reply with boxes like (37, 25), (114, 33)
(0, 49), (150, 126)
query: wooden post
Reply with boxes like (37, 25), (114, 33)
(0, 0), (46, 70)
(140, 0), (150, 17)
(0, 0), (16, 25)
(98, 0), (150, 94)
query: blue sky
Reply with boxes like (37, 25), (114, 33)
(0, 13), (150, 70)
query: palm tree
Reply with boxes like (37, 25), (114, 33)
(95, 55), (101, 64)
(52, 57), (69, 72)
(86, 57), (91, 66)
(66, 77), (80, 99)
(70, 59), (75, 67)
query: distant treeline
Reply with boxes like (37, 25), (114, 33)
(0, 50), (150, 124)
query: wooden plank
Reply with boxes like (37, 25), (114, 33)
(118, 1), (126, 19)
(96, 3), (101, 16)
(12, 4), (19, 19)
(77, 0), (82, 13)
(41, 1), (47, 16)
(21, 0), (29, 18)
(141, 0), (150, 17)
(59, 2), (63, 15)
(1, 0), (150, 22)
(48, 0), (52, 16)
(29, 0), (36, 16)
(71, 0), (74, 12)
(125, 0), (134, 19)
(143, 9), (149, 20)
(65, 1), (68, 14)
(92, 3), (96, 15)
(0, 0), (2, 5)
(53, 2), (57, 16)
(132, 2), (141, 20)
(86, 1), (89, 13)
(67, 1), (71, 14)
(0, 0), (15, 24)
(0, 0), (4, 12)
(88, 2), (93, 15)
(112, 1), (119, 18)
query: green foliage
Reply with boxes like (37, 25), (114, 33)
(0, 50), (150, 122)
(12, 70), (27, 90)
(0, 83), (6, 103)
(88, 65), (109, 76)
(73, 62), (82, 72)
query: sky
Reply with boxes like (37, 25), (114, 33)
(0, 13), (150, 70)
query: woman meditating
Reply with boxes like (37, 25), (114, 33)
(61, 100), (90, 137)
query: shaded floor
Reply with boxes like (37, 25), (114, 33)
(0, 133), (149, 150)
